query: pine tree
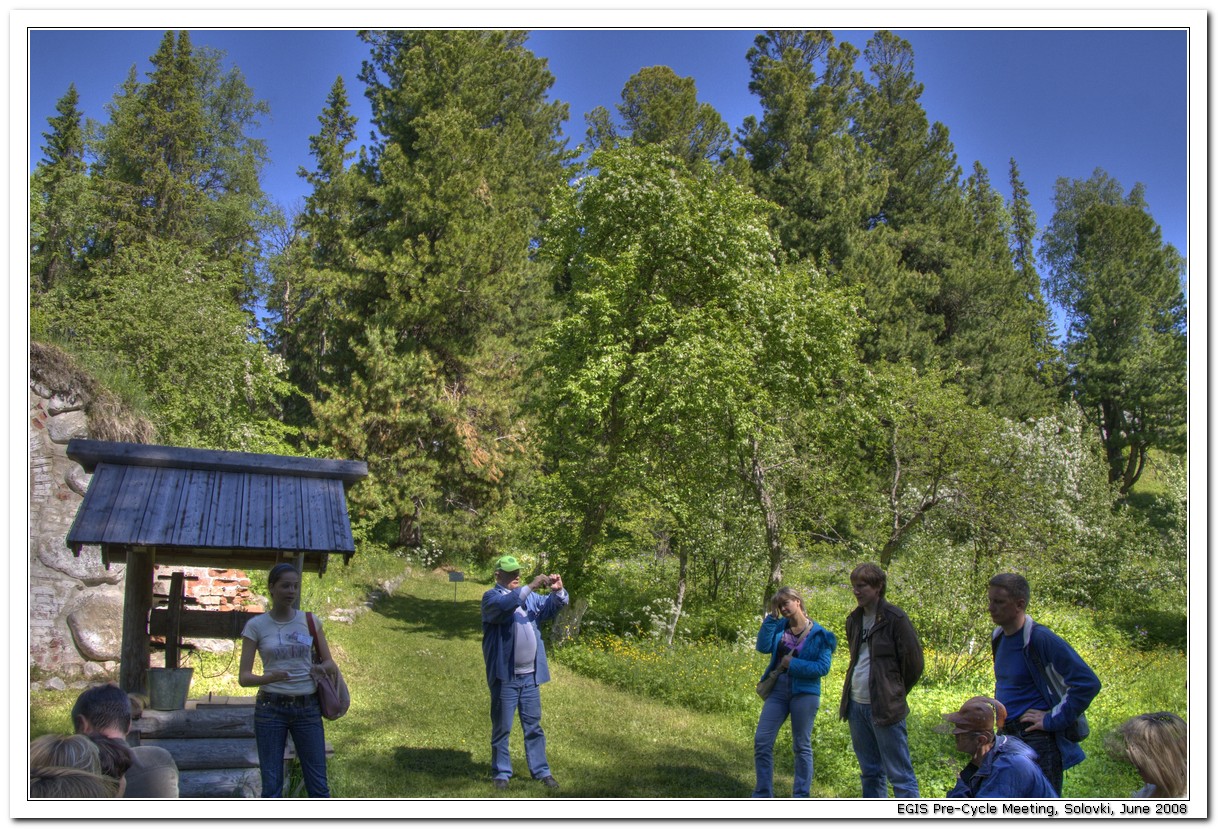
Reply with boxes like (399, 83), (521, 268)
(1042, 170), (1187, 492)
(307, 30), (570, 552)
(30, 84), (90, 295)
(270, 76), (363, 427)
(738, 30), (883, 265)
(586, 65), (730, 167)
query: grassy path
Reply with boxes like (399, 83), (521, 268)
(322, 573), (762, 798)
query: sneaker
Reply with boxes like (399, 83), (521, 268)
(493, 778), (509, 790)
(540, 775), (560, 789)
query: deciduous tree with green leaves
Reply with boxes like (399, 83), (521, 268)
(539, 145), (862, 599)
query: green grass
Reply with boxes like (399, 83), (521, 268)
(29, 569), (1183, 798)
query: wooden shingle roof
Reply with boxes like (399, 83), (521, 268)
(65, 440), (368, 574)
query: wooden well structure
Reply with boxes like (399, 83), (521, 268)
(63, 438), (368, 695)
(62, 439), (367, 796)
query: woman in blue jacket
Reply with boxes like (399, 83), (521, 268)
(753, 586), (837, 797)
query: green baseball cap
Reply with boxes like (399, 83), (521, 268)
(494, 555), (522, 573)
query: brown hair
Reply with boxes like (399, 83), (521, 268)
(850, 563), (887, 598)
(87, 734), (135, 781)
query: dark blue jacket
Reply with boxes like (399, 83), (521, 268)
(481, 584), (568, 686)
(990, 616), (1101, 771)
(948, 735), (1059, 798)
(756, 616), (837, 696)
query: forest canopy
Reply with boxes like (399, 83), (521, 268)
(28, 29), (1188, 647)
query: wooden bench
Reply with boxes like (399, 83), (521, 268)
(131, 695), (333, 797)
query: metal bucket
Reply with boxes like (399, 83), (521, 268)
(147, 667), (193, 711)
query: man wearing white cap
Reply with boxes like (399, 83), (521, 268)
(481, 555), (568, 791)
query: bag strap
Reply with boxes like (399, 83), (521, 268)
(306, 612), (321, 663)
(790, 623), (813, 656)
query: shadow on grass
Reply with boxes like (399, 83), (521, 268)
(373, 593), (484, 642)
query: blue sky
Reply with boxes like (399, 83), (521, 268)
(25, 26), (1193, 292)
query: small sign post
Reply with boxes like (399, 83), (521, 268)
(448, 570), (464, 602)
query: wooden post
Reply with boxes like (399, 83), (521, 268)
(119, 547), (155, 694)
(293, 552), (305, 609)
(165, 572), (184, 671)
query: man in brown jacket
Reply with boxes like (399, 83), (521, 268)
(838, 563), (924, 797)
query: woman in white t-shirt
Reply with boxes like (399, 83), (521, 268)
(239, 563), (337, 797)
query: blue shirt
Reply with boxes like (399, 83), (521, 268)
(948, 735), (1059, 798)
(481, 583), (568, 686)
(994, 628), (1051, 718)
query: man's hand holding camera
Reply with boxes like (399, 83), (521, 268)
(529, 573), (564, 592)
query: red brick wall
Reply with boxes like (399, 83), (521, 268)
(153, 567), (263, 612)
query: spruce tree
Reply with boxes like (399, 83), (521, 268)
(307, 30), (569, 553)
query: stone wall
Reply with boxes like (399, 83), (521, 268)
(28, 370), (260, 689)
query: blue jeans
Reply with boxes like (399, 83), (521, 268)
(753, 673), (820, 797)
(254, 693), (330, 797)
(489, 673), (551, 780)
(846, 699), (919, 797)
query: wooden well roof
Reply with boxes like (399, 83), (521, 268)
(65, 440), (368, 574)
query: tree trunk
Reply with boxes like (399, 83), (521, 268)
(666, 540), (687, 647)
(747, 436), (784, 603)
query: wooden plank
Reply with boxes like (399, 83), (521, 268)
(119, 549), (154, 695)
(206, 472), (245, 549)
(67, 439), (368, 483)
(141, 737), (261, 770)
(177, 767), (261, 798)
(65, 463), (126, 546)
(241, 472), (274, 549)
(112, 549), (331, 573)
(164, 572), (184, 669)
(137, 467), (188, 545)
(150, 608), (261, 640)
(171, 468), (215, 547)
(101, 465), (156, 545)
(192, 695), (256, 708)
(273, 475), (304, 550)
(327, 477), (357, 552)
(131, 707), (257, 740)
(303, 475), (332, 550)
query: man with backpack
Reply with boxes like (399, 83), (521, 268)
(987, 573), (1101, 795)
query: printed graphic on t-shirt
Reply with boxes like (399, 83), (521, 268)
(267, 629), (313, 664)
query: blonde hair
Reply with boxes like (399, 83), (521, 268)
(1116, 713), (1188, 797)
(30, 766), (118, 798)
(769, 586), (806, 615)
(30, 734), (102, 776)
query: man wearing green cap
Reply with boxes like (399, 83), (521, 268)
(481, 554), (568, 790)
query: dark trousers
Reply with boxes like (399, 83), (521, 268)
(1001, 719), (1063, 795)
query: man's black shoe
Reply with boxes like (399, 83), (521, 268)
(493, 778), (509, 790)
(540, 775), (560, 789)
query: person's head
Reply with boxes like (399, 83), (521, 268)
(987, 573), (1030, 631)
(30, 734), (102, 775)
(1112, 712), (1188, 797)
(267, 562), (302, 608)
(769, 586), (807, 620)
(939, 696), (1006, 762)
(71, 684), (132, 738)
(850, 563), (886, 608)
(87, 734), (135, 795)
(30, 766), (118, 798)
(493, 555), (523, 589)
